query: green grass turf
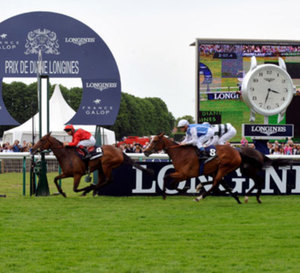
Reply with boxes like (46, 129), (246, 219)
(1, 172), (300, 272)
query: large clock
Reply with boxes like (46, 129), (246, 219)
(241, 56), (295, 122)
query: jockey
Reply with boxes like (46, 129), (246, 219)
(205, 123), (237, 146)
(177, 119), (214, 154)
(63, 124), (96, 160)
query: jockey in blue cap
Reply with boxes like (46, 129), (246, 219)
(177, 119), (214, 153)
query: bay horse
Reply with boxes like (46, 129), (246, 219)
(31, 132), (153, 197)
(144, 133), (290, 203)
(144, 133), (242, 203)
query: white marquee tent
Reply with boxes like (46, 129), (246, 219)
(2, 85), (116, 145)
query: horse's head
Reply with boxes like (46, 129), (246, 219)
(144, 133), (166, 157)
(31, 132), (53, 155)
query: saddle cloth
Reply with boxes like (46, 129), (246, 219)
(76, 146), (103, 160)
(199, 145), (217, 175)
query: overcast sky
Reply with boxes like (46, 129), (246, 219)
(2, 0), (300, 118)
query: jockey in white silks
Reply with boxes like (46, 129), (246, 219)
(177, 119), (214, 151)
(205, 123), (237, 146)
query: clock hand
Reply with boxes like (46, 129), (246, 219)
(264, 89), (271, 104)
(268, 88), (280, 94)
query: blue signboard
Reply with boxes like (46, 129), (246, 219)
(98, 161), (298, 196)
(0, 11), (121, 125)
(243, 124), (294, 139)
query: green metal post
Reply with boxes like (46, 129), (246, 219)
(36, 74), (50, 196)
(93, 125), (102, 185)
(23, 156), (26, 196)
(35, 152), (50, 196)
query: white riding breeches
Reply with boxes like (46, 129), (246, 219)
(77, 136), (96, 147)
(218, 125), (236, 144)
(205, 124), (237, 146)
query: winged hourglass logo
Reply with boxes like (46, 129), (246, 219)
(24, 28), (60, 55)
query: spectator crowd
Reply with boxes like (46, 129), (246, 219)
(0, 140), (33, 153)
(1, 137), (300, 156)
(241, 137), (300, 155)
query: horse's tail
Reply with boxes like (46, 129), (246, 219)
(122, 153), (154, 176)
(238, 147), (291, 169)
(238, 149), (264, 169)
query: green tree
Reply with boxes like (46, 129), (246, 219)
(108, 93), (175, 140)
(0, 82), (175, 141)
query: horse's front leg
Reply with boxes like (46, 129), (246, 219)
(162, 172), (186, 200)
(195, 172), (223, 202)
(54, 173), (70, 198)
(73, 173), (95, 194)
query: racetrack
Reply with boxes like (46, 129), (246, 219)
(1, 173), (300, 273)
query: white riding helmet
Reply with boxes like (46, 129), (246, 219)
(177, 119), (189, 127)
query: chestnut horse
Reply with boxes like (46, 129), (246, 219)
(144, 133), (291, 203)
(31, 132), (153, 197)
(144, 133), (242, 203)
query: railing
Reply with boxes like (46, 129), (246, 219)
(1, 152), (300, 196)
(0, 151), (299, 161)
(0, 152), (299, 174)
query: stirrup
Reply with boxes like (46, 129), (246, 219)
(83, 153), (91, 160)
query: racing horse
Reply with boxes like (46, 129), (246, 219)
(144, 133), (290, 203)
(237, 146), (290, 203)
(31, 132), (153, 197)
(143, 133), (242, 203)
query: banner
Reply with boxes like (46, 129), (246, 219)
(243, 124), (294, 139)
(98, 161), (300, 196)
(0, 12), (121, 125)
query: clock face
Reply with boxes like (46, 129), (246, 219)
(245, 65), (293, 116)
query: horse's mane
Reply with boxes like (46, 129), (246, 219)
(162, 136), (195, 151)
(47, 134), (63, 146)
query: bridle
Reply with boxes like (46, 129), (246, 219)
(32, 136), (64, 154)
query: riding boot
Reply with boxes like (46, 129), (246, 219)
(81, 147), (91, 160)
(196, 148), (208, 161)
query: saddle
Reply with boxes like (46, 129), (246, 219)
(75, 146), (103, 161)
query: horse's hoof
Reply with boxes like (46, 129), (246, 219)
(61, 192), (67, 198)
(194, 195), (203, 202)
(244, 196), (248, 203)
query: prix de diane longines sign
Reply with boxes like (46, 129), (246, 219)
(0, 11), (121, 125)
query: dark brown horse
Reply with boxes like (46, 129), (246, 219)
(238, 146), (291, 203)
(31, 132), (153, 197)
(144, 133), (291, 203)
(144, 133), (242, 202)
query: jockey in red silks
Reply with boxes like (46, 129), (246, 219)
(63, 124), (96, 160)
